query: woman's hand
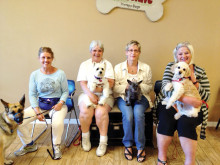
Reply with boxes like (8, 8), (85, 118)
(189, 64), (199, 89)
(52, 102), (63, 111)
(34, 107), (45, 121)
(88, 93), (99, 105)
(178, 95), (202, 108)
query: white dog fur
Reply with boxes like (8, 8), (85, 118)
(84, 62), (110, 108)
(162, 62), (201, 120)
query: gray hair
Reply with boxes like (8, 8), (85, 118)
(89, 40), (104, 52)
(173, 41), (194, 65)
(125, 40), (141, 52)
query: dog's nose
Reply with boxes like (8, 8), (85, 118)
(99, 71), (102, 74)
(14, 117), (23, 123)
(179, 71), (182, 74)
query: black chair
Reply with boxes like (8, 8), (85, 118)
(31, 80), (79, 147)
(154, 80), (162, 96)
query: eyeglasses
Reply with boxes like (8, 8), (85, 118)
(127, 49), (139, 53)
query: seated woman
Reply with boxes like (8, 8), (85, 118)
(15, 47), (69, 160)
(153, 41), (210, 165)
(77, 40), (114, 157)
(114, 40), (153, 162)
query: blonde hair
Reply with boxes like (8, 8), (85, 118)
(173, 41), (194, 65)
(125, 40), (141, 52)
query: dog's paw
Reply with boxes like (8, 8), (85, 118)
(162, 100), (167, 105)
(4, 159), (14, 165)
(191, 113), (199, 118)
(166, 103), (172, 109)
(125, 101), (131, 106)
(164, 83), (172, 91)
(174, 113), (181, 120)
(98, 100), (105, 106)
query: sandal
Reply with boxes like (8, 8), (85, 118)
(124, 147), (133, 160)
(158, 158), (167, 165)
(137, 149), (146, 163)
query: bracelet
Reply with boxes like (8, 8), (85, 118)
(59, 101), (64, 105)
(193, 81), (198, 85)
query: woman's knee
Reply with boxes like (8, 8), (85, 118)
(122, 112), (133, 123)
(95, 107), (109, 120)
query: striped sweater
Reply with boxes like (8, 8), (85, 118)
(153, 62), (210, 139)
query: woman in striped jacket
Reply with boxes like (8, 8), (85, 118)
(153, 42), (210, 165)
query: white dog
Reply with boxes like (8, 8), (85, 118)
(84, 62), (110, 107)
(162, 62), (201, 120)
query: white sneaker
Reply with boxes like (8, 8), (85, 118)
(53, 144), (62, 160)
(82, 136), (91, 152)
(14, 143), (38, 156)
(96, 142), (108, 157)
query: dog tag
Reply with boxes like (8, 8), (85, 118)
(96, 0), (166, 22)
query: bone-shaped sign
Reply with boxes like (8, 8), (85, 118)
(96, 0), (166, 22)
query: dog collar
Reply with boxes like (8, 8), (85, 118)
(172, 77), (191, 84)
(94, 76), (102, 82)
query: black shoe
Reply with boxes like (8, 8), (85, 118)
(124, 147), (133, 160)
(137, 149), (146, 163)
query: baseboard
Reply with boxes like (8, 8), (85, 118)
(32, 120), (218, 127)
(207, 121), (218, 127)
(32, 119), (79, 124)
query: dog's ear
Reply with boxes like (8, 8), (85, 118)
(138, 80), (143, 85)
(171, 63), (177, 73)
(1, 99), (9, 112)
(103, 62), (106, 70)
(185, 67), (191, 77)
(19, 94), (25, 107)
(127, 79), (132, 85)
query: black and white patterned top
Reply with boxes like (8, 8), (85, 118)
(153, 62), (210, 139)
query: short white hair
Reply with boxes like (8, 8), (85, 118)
(173, 41), (194, 65)
(89, 40), (104, 52)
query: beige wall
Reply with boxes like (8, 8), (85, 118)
(0, 0), (220, 121)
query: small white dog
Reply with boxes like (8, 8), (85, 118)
(162, 62), (201, 120)
(85, 62), (110, 107)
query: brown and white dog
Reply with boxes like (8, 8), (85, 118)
(0, 95), (25, 165)
(162, 62), (201, 120)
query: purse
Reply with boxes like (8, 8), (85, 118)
(38, 97), (60, 110)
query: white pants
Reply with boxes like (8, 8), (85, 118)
(17, 105), (67, 145)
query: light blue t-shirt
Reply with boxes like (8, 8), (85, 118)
(29, 69), (69, 108)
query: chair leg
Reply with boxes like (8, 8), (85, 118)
(64, 111), (72, 147)
(31, 120), (48, 142)
(64, 108), (81, 147)
(216, 118), (220, 130)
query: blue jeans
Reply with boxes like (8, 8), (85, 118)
(117, 96), (149, 150)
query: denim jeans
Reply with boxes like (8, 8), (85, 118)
(117, 96), (149, 150)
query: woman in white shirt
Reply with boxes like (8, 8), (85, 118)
(114, 40), (153, 163)
(77, 40), (114, 157)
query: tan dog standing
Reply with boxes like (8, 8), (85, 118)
(0, 95), (25, 165)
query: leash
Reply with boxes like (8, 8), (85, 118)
(47, 110), (56, 160)
(72, 126), (82, 146)
(23, 109), (50, 120)
(202, 100), (209, 109)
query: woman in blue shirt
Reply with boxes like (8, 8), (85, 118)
(15, 47), (68, 160)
